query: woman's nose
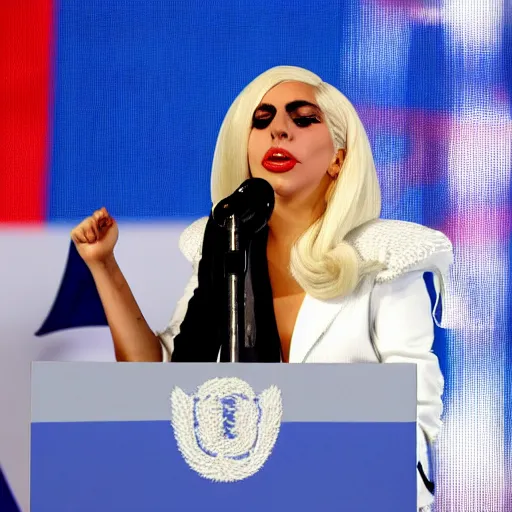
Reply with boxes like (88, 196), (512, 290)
(271, 128), (289, 140)
(270, 111), (293, 141)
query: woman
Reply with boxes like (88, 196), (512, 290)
(71, 66), (452, 510)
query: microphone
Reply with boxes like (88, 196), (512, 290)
(212, 178), (275, 235)
(212, 178), (274, 362)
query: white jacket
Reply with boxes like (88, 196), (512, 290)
(158, 217), (454, 510)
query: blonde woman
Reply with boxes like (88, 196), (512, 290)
(71, 66), (452, 510)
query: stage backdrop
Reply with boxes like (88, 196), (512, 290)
(1, 1), (510, 511)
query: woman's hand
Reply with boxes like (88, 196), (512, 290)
(70, 207), (119, 266)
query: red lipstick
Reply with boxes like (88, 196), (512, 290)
(262, 147), (299, 173)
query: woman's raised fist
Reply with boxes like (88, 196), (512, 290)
(70, 207), (119, 266)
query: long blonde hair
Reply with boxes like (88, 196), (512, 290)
(210, 66), (382, 300)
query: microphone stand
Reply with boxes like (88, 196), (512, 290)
(214, 177), (275, 363)
(225, 214), (245, 362)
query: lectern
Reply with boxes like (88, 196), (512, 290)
(31, 362), (417, 511)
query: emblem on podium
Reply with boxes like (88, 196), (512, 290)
(170, 377), (283, 482)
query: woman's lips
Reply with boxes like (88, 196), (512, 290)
(262, 148), (299, 173)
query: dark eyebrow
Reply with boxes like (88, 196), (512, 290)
(254, 100), (320, 113)
(285, 100), (320, 112)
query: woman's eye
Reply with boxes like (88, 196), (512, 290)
(252, 117), (272, 129)
(293, 116), (320, 127)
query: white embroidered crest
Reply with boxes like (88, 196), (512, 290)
(170, 377), (282, 482)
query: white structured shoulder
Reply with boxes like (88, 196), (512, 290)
(346, 218), (455, 328)
(178, 216), (208, 268)
(346, 219), (453, 283)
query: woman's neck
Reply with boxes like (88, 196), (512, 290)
(268, 194), (325, 249)
(267, 200), (317, 297)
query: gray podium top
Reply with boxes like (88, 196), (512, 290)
(31, 362), (417, 423)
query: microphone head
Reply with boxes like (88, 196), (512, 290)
(213, 178), (275, 235)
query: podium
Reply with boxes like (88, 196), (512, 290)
(31, 362), (417, 511)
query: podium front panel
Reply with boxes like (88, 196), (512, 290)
(31, 362), (417, 511)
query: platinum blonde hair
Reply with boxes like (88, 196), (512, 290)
(210, 66), (382, 300)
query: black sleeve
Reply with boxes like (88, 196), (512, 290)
(170, 215), (226, 362)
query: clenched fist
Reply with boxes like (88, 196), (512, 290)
(71, 207), (119, 266)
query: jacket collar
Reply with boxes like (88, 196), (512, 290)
(288, 293), (348, 363)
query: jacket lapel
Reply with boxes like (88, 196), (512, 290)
(289, 294), (347, 362)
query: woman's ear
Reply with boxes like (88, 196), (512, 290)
(327, 148), (346, 179)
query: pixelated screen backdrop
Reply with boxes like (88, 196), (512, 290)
(0, 0), (510, 511)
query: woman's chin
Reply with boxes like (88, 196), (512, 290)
(250, 170), (303, 200)
(264, 175), (295, 196)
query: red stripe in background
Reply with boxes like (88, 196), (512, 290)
(0, 1), (54, 223)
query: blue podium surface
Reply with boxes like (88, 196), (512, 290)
(31, 362), (417, 511)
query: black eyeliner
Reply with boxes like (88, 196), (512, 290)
(254, 103), (276, 115)
(252, 104), (276, 129)
(251, 101), (321, 129)
(293, 116), (321, 127)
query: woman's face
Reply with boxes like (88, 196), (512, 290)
(247, 81), (335, 202)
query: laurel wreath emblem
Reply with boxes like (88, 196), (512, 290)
(170, 377), (283, 482)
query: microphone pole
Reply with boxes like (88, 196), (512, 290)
(226, 214), (242, 363)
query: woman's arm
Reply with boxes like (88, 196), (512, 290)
(370, 270), (444, 510)
(71, 207), (162, 362)
(88, 256), (162, 362)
